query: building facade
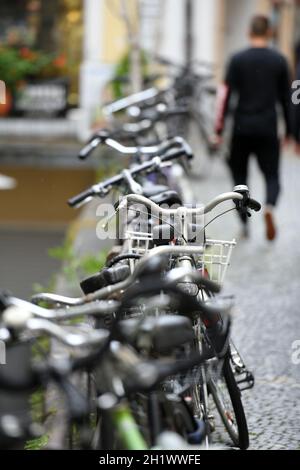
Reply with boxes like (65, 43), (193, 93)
(0, 0), (298, 138)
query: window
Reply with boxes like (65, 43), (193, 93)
(0, 0), (83, 104)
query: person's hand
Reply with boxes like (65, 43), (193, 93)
(281, 135), (292, 149)
(209, 134), (223, 151)
(294, 141), (300, 156)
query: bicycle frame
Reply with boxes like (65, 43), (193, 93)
(112, 403), (148, 450)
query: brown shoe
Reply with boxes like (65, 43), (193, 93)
(264, 211), (276, 241)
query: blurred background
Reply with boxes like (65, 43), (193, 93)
(0, 0), (299, 298)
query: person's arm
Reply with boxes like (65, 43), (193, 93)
(278, 56), (292, 138)
(214, 57), (237, 137)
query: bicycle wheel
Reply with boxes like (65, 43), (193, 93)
(208, 356), (249, 449)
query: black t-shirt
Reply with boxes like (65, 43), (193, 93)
(225, 47), (291, 137)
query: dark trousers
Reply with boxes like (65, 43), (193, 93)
(228, 134), (280, 223)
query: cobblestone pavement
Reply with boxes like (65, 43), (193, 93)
(192, 151), (300, 449)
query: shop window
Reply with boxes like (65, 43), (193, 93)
(0, 0), (83, 115)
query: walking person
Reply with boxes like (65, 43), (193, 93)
(214, 15), (291, 241)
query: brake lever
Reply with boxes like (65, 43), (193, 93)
(159, 162), (173, 170)
(0, 290), (10, 312)
(143, 156), (170, 175)
(122, 169), (143, 195)
(233, 185), (251, 217)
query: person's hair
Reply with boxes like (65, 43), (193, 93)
(250, 15), (270, 37)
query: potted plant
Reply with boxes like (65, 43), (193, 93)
(0, 46), (67, 116)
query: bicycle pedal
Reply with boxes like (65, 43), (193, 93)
(236, 370), (255, 392)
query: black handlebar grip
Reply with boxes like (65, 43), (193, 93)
(0, 291), (10, 312)
(161, 148), (193, 163)
(68, 187), (95, 208)
(78, 137), (101, 160)
(196, 276), (221, 294)
(167, 107), (189, 117)
(248, 198), (261, 212)
(183, 145), (194, 160)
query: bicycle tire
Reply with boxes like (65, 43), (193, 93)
(208, 356), (249, 449)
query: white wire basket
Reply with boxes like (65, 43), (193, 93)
(125, 227), (236, 286)
(125, 229), (153, 256)
(197, 239), (236, 285)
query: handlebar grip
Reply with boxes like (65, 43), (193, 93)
(161, 148), (193, 163)
(248, 198), (261, 212)
(196, 277), (221, 294)
(68, 187), (95, 208)
(78, 137), (101, 160)
(0, 291), (10, 312)
(183, 146), (193, 160)
(166, 107), (189, 117)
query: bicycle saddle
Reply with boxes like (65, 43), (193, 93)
(150, 190), (182, 206)
(142, 183), (182, 206)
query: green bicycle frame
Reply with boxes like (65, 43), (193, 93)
(112, 403), (148, 450)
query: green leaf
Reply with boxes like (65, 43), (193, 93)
(25, 434), (49, 450)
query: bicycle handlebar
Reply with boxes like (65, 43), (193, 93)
(103, 87), (162, 116)
(121, 119), (153, 135)
(79, 136), (103, 160)
(119, 186), (261, 217)
(68, 185), (99, 208)
(153, 53), (214, 71)
(2, 304), (110, 348)
(69, 147), (192, 208)
(1, 281), (228, 395)
(135, 104), (189, 123)
(165, 267), (221, 294)
(9, 296), (119, 321)
(119, 192), (240, 217)
(248, 198), (262, 212)
(31, 257), (222, 310)
(125, 349), (215, 394)
(0, 338), (215, 396)
(79, 133), (192, 161)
